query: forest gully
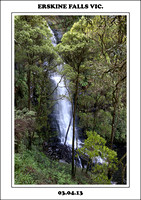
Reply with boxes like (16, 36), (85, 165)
(14, 16), (127, 185)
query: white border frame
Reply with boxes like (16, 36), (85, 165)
(12, 12), (130, 188)
(1, 1), (140, 199)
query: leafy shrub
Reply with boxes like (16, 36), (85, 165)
(15, 109), (36, 152)
(78, 131), (118, 183)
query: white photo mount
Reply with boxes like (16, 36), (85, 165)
(1, 1), (140, 199)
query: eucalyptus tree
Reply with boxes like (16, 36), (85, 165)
(57, 20), (90, 177)
(89, 16), (127, 148)
(15, 15), (59, 110)
(73, 16), (127, 147)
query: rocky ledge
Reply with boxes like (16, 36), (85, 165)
(43, 141), (85, 168)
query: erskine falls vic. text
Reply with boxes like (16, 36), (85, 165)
(14, 15), (127, 185)
(38, 4), (103, 9)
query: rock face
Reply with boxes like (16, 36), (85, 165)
(43, 141), (72, 163)
(43, 141), (83, 167)
(52, 29), (62, 44)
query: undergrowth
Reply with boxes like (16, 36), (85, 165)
(15, 145), (95, 185)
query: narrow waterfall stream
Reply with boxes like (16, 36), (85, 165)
(51, 74), (74, 146)
(49, 26), (81, 149)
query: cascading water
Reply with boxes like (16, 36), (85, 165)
(51, 74), (74, 146)
(49, 26), (81, 148)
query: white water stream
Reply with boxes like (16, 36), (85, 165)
(49, 26), (81, 148)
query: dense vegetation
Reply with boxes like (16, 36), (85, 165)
(15, 15), (127, 184)
(15, 145), (95, 185)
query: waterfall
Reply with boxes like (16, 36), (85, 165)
(48, 26), (81, 149)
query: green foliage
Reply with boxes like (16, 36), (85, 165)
(15, 15), (60, 109)
(14, 145), (97, 185)
(78, 131), (118, 183)
(15, 15), (61, 144)
(15, 108), (36, 152)
(66, 15), (127, 145)
(94, 110), (112, 140)
(49, 16), (82, 33)
(15, 108), (36, 119)
(57, 31), (89, 74)
(115, 107), (126, 143)
(15, 69), (28, 109)
(15, 153), (35, 184)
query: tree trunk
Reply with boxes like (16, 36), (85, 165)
(28, 131), (34, 150)
(72, 73), (79, 178)
(121, 163), (126, 184)
(110, 87), (119, 149)
(118, 153), (127, 183)
(64, 115), (72, 145)
(27, 70), (31, 110)
(72, 94), (77, 178)
(28, 131), (32, 150)
(110, 102), (116, 149)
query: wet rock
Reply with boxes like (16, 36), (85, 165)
(59, 159), (68, 164)
(43, 142), (72, 163)
(43, 142), (86, 168)
(52, 29), (62, 44)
